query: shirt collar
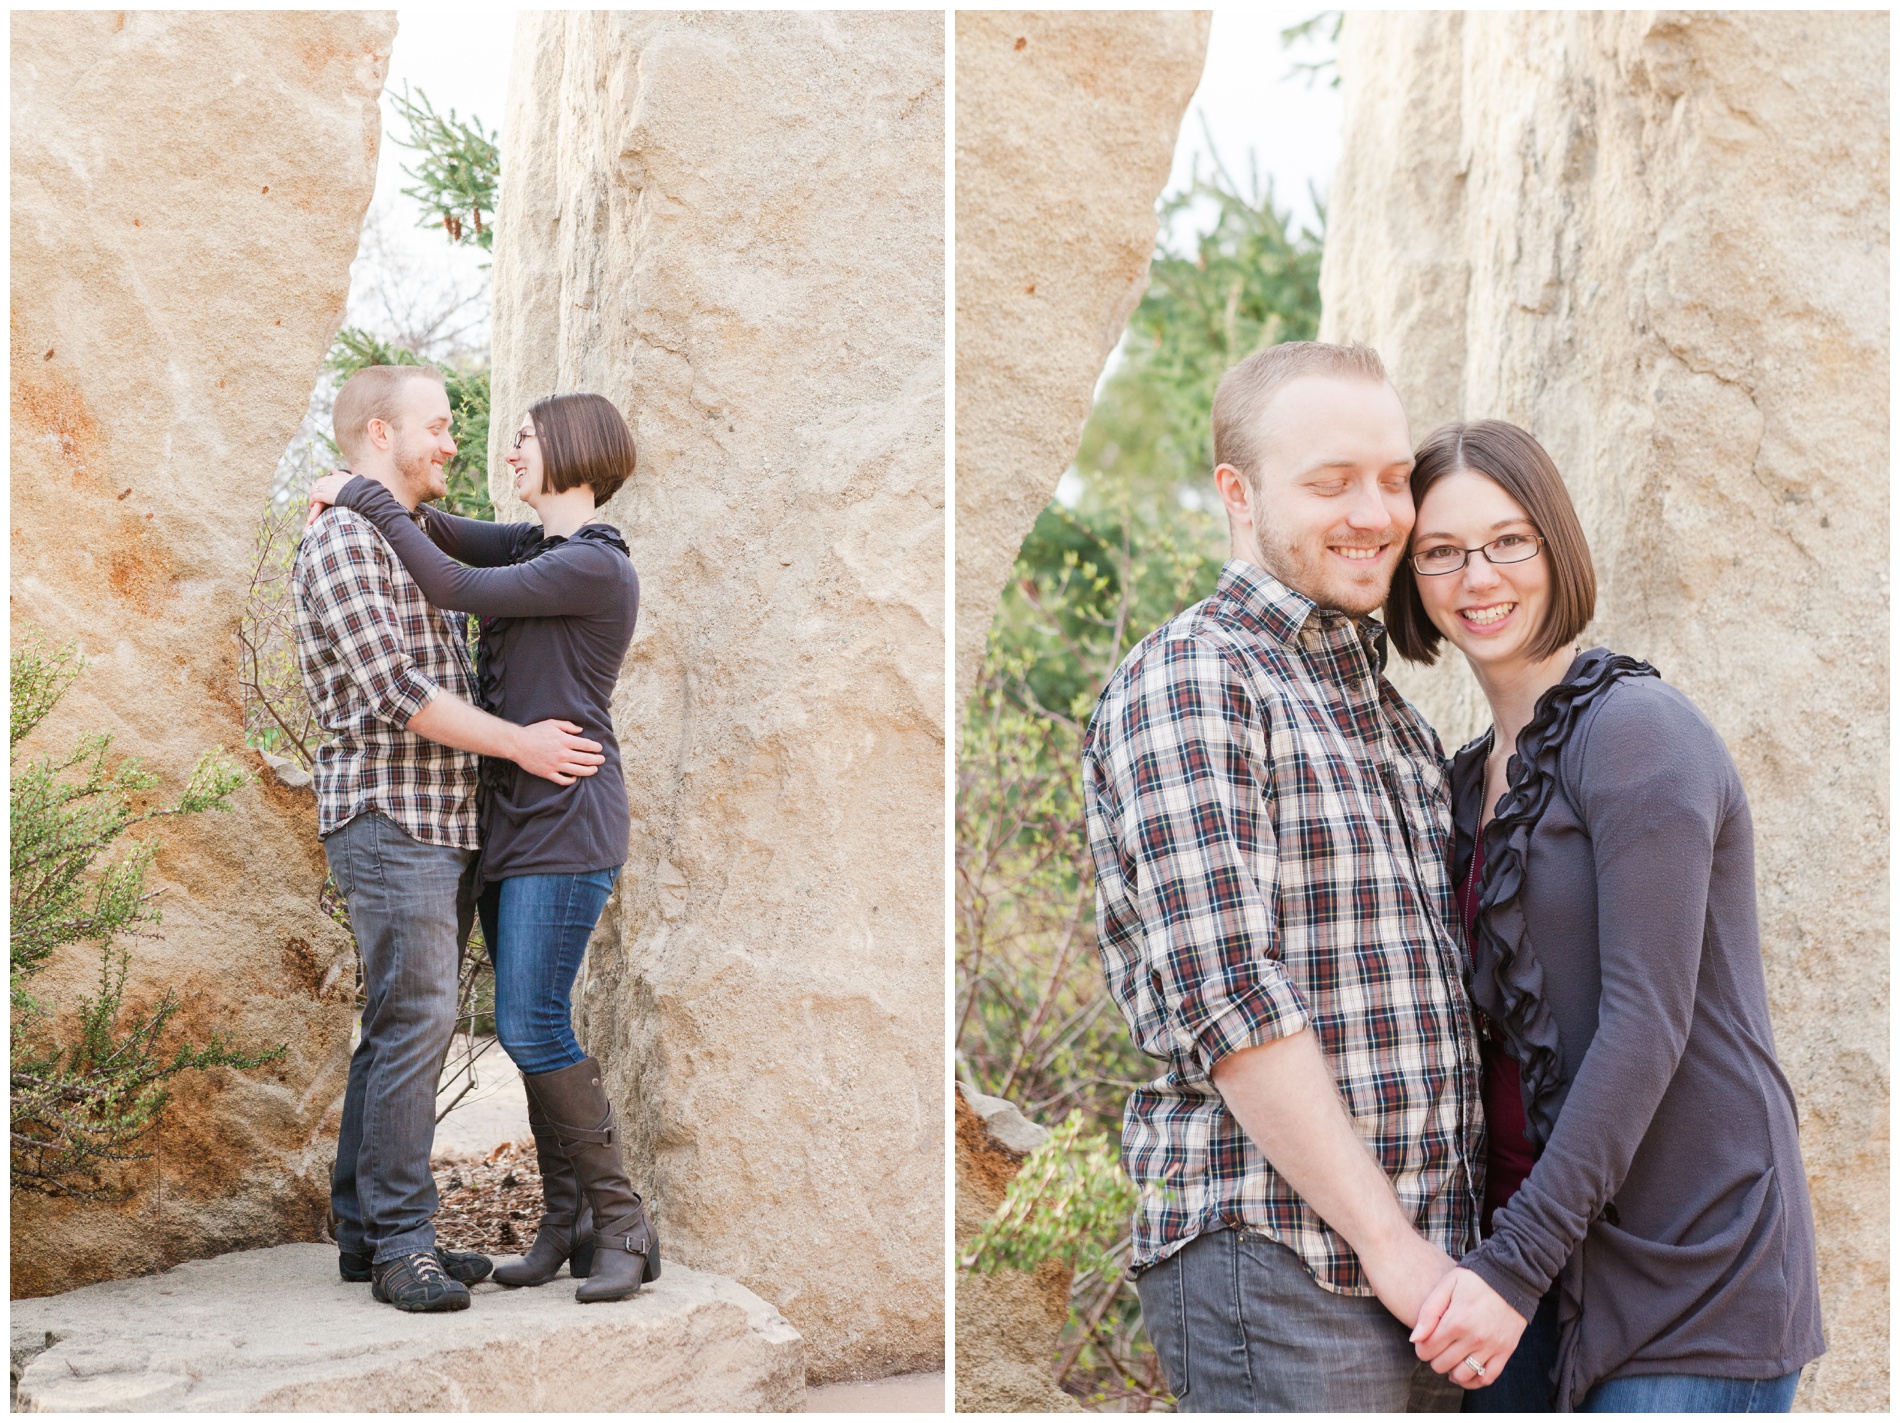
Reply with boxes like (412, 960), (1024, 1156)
(1213, 560), (1390, 672)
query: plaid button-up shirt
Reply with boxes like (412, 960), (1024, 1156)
(292, 504), (480, 850)
(1083, 560), (1482, 1291)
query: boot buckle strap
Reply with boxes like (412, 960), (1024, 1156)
(601, 1220), (653, 1255)
(551, 1123), (615, 1147)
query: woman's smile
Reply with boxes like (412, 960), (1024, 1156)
(1460, 600), (1518, 631)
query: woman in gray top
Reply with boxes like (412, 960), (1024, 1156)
(1382, 420), (1824, 1412)
(311, 392), (657, 1306)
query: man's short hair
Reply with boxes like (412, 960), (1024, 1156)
(528, 392), (637, 506)
(332, 364), (447, 462)
(1386, 420), (1597, 666)
(1211, 340), (1391, 488)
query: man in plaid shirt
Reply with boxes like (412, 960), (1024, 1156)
(294, 365), (604, 1313)
(1085, 343), (1521, 1410)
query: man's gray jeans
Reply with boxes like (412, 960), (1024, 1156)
(1137, 1228), (1463, 1413)
(322, 812), (474, 1264)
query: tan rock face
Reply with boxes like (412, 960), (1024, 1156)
(485, 12), (944, 1384)
(1321, 12), (1889, 1409)
(954, 1089), (1079, 1413)
(953, 11), (1211, 712)
(8, 11), (393, 1297)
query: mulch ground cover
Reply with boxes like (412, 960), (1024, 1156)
(430, 1140), (545, 1257)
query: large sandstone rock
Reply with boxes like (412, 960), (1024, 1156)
(9, 12), (393, 1296)
(9, 1243), (804, 1411)
(953, 11), (1211, 711)
(1321, 12), (1889, 1409)
(485, 12), (944, 1384)
(954, 1087), (1080, 1413)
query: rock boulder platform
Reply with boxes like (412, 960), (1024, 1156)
(9, 1244), (803, 1412)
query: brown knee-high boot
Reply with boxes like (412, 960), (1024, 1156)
(528, 1056), (660, 1303)
(492, 1074), (596, 1286)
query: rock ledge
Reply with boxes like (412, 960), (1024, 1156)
(10, 1243), (803, 1412)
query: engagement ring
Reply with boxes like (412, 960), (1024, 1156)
(1464, 1356), (1486, 1379)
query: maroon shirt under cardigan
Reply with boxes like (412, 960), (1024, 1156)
(1457, 833), (1536, 1236)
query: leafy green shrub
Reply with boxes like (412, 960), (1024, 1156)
(10, 633), (285, 1199)
(964, 1114), (1140, 1281)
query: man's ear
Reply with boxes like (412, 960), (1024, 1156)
(1214, 463), (1254, 529)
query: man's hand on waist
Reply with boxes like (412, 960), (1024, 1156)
(510, 719), (605, 786)
(406, 693), (602, 785)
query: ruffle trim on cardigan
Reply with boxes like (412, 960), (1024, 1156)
(1464, 648), (1660, 1154)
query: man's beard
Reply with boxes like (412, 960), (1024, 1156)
(1253, 513), (1396, 617)
(394, 444), (446, 501)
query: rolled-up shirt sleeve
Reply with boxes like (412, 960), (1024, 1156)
(305, 515), (442, 727)
(1098, 632), (1308, 1077)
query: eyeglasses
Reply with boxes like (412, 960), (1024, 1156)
(1409, 532), (1544, 576)
(512, 429), (537, 450)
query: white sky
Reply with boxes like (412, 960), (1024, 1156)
(353, 11), (520, 335)
(1166, 9), (1343, 247)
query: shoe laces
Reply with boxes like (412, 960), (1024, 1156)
(409, 1251), (449, 1284)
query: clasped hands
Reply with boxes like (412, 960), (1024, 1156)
(1363, 1234), (1528, 1390)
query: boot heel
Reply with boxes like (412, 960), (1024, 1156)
(568, 1240), (596, 1280)
(643, 1247), (660, 1284)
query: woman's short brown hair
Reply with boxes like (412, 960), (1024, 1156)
(527, 392), (637, 506)
(1386, 420), (1596, 665)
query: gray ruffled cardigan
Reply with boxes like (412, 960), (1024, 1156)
(1452, 649), (1824, 1409)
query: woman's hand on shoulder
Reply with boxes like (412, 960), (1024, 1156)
(1410, 1266), (1528, 1389)
(304, 470), (355, 528)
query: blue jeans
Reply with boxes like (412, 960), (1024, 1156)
(1464, 1287), (1801, 1414)
(1464, 1288), (1559, 1411)
(1136, 1229), (1462, 1412)
(323, 812), (475, 1263)
(1583, 1370), (1801, 1412)
(478, 868), (620, 1075)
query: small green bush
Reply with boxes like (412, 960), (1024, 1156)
(10, 632), (284, 1199)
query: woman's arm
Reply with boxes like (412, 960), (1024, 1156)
(332, 476), (624, 620)
(419, 504), (539, 567)
(1454, 686), (1727, 1318)
(311, 470), (535, 567)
